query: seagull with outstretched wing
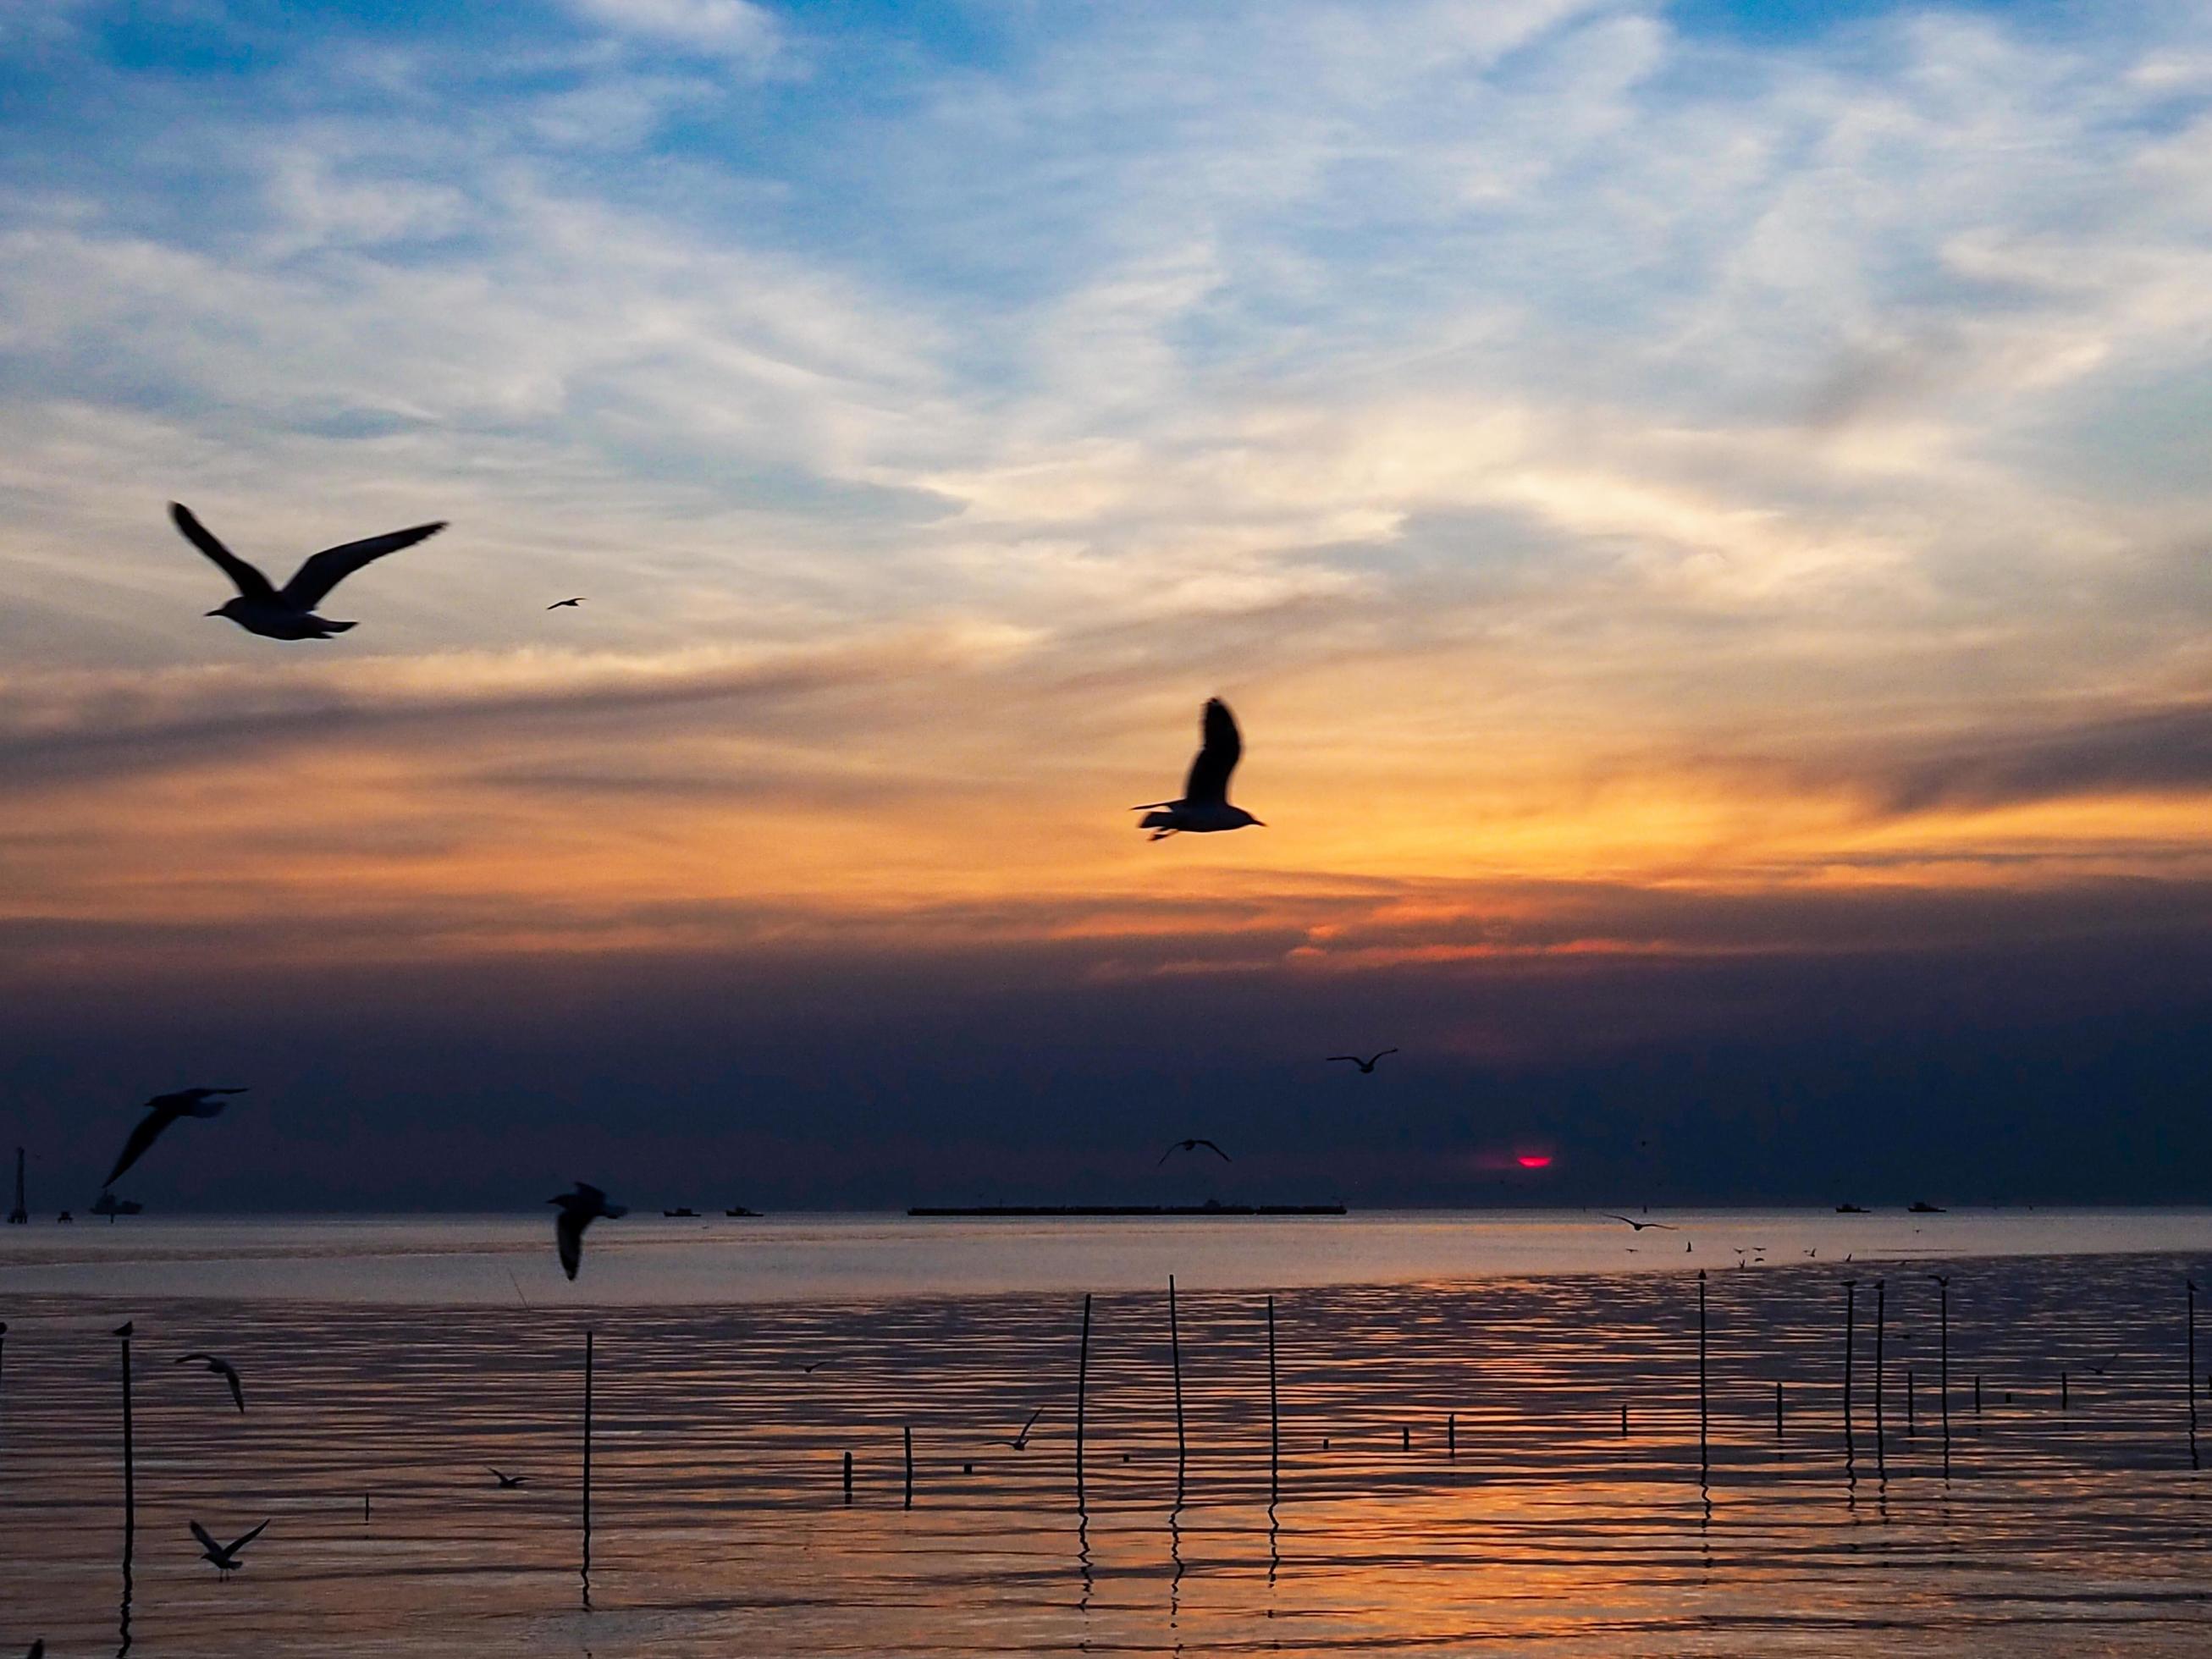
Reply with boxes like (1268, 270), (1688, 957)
(1601, 1214), (1678, 1232)
(175, 1352), (246, 1413)
(103, 1087), (249, 1188)
(549, 1182), (627, 1281)
(190, 1517), (270, 1576)
(1326, 1050), (1397, 1073)
(1158, 1138), (1232, 1166)
(1134, 698), (1264, 841)
(171, 501), (444, 639)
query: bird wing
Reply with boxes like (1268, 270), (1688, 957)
(1374, 1049), (1399, 1061)
(1324, 1055), (1360, 1064)
(221, 1361), (245, 1412)
(104, 1104), (178, 1188)
(279, 521), (446, 609)
(225, 1518), (271, 1555)
(176, 1352), (212, 1365)
(1181, 697), (1242, 805)
(1601, 1214), (1634, 1226)
(556, 1210), (584, 1279)
(1195, 1139), (1231, 1161)
(1021, 1405), (1045, 1435)
(190, 1520), (222, 1556)
(169, 504), (276, 602)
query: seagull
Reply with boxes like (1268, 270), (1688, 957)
(798, 1360), (829, 1375)
(2087, 1349), (2121, 1376)
(175, 1353), (245, 1413)
(171, 501), (445, 640)
(488, 1467), (527, 1488)
(190, 1518), (270, 1577)
(112, 1320), (134, 1338)
(103, 1087), (249, 1188)
(1000, 1406), (1045, 1450)
(549, 1182), (627, 1280)
(1133, 697), (1264, 841)
(1326, 1050), (1398, 1074)
(547, 598), (585, 609)
(1159, 1138), (1231, 1165)
(1601, 1214), (1677, 1232)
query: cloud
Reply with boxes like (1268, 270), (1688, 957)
(567, 0), (782, 64)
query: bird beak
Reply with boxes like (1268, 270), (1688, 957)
(1251, 818), (1266, 827)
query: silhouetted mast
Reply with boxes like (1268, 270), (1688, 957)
(7, 1146), (25, 1225)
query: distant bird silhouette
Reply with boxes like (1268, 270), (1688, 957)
(1326, 1050), (1397, 1073)
(488, 1467), (527, 1489)
(27, 1640), (44, 1657)
(547, 597), (584, 609)
(171, 502), (444, 640)
(1000, 1406), (1045, 1450)
(112, 1320), (133, 1338)
(1601, 1213), (1676, 1232)
(1133, 698), (1263, 840)
(1158, 1138), (1231, 1165)
(2088, 1348), (2121, 1376)
(798, 1360), (828, 1375)
(190, 1518), (269, 1577)
(549, 1182), (626, 1280)
(103, 1087), (249, 1188)
(175, 1353), (245, 1413)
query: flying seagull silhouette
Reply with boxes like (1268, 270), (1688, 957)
(1326, 1050), (1398, 1073)
(190, 1518), (270, 1577)
(2088, 1348), (2121, 1376)
(547, 597), (584, 609)
(1158, 1138), (1231, 1165)
(1000, 1406), (1046, 1449)
(112, 1320), (133, 1338)
(549, 1182), (626, 1281)
(1133, 697), (1263, 841)
(488, 1467), (527, 1488)
(103, 1087), (248, 1189)
(798, 1359), (829, 1375)
(175, 1352), (245, 1413)
(1601, 1214), (1678, 1232)
(171, 501), (444, 639)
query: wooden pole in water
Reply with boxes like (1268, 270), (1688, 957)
(1907, 1367), (1917, 1438)
(1619, 1402), (1628, 1438)
(119, 1325), (135, 1556)
(1696, 1270), (1708, 1482)
(1934, 1276), (1950, 1476)
(2061, 1370), (2069, 1412)
(1842, 1281), (1857, 1474)
(1775, 1380), (1784, 1441)
(1448, 1411), (1457, 1461)
(842, 1449), (853, 1504)
(903, 1425), (914, 1510)
(1266, 1294), (1280, 1507)
(1873, 1281), (1886, 1473)
(1168, 1276), (1187, 1504)
(582, 1331), (594, 1591)
(2189, 1279), (2199, 1469)
(1075, 1292), (1092, 1511)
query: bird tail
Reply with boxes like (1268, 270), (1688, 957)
(319, 620), (359, 634)
(1138, 809), (1175, 829)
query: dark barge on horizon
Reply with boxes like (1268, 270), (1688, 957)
(907, 1202), (1347, 1217)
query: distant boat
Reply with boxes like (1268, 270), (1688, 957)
(909, 1203), (1348, 1218)
(1907, 1200), (1945, 1214)
(91, 1192), (143, 1222)
(1835, 1203), (1870, 1214)
(725, 1205), (762, 1218)
(662, 1207), (700, 1218)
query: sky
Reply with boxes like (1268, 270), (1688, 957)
(3, 0), (2210, 1211)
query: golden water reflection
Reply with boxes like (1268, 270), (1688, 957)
(7, 1254), (2211, 1655)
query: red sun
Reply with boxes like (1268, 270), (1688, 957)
(1515, 1155), (1553, 1169)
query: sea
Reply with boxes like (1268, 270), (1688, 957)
(4, 1209), (2211, 1656)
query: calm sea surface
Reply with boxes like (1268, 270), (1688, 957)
(5, 1210), (2211, 1655)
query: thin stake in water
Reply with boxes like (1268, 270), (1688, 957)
(1696, 1270), (1709, 1482)
(1266, 1294), (1280, 1508)
(1169, 1276), (1187, 1505)
(903, 1425), (914, 1510)
(1843, 1281), (1857, 1478)
(582, 1331), (594, 1606)
(1075, 1293), (1092, 1512)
